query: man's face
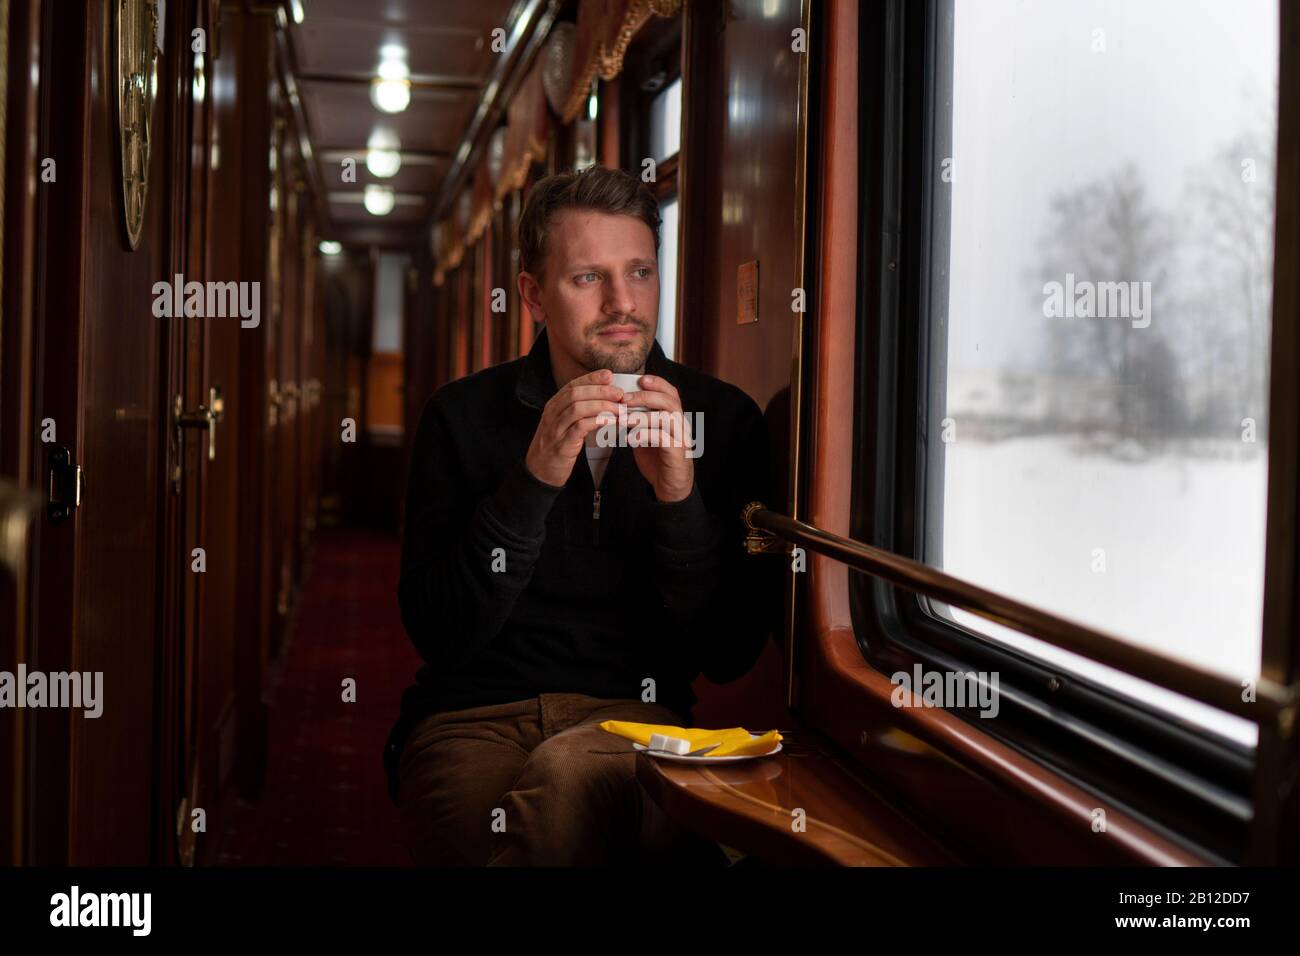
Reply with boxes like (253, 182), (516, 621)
(521, 209), (659, 376)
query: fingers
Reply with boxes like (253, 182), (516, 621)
(619, 388), (679, 412)
(562, 413), (620, 447)
(627, 374), (679, 401)
(555, 400), (623, 436)
(561, 384), (626, 404)
(547, 381), (624, 423)
(571, 368), (615, 385)
(559, 364), (618, 398)
(626, 416), (689, 448)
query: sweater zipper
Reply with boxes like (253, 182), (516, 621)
(592, 489), (601, 544)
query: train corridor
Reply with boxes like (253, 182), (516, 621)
(213, 529), (419, 867)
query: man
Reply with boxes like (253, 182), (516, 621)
(386, 164), (778, 866)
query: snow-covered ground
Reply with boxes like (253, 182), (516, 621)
(937, 434), (1266, 747)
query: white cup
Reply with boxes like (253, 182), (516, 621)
(587, 372), (649, 450)
(610, 372), (648, 411)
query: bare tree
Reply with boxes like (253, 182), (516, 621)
(1179, 97), (1277, 440)
(1036, 162), (1181, 446)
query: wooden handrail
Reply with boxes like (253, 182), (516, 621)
(742, 502), (1294, 728)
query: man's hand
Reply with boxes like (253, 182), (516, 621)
(623, 375), (694, 503)
(524, 368), (626, 488)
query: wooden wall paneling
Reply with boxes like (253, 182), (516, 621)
(0, 0), (42, 867)
(263, 100), (285, 659)
(492, 200), (514, 361)
(190, 0), (251, 863)
(28, 0), (183, 863)
(348, 248), (374, 525)
(599, 75), (620, 169)
(313, 250), (327, 528)
(681, 0), (802, 412)
(160, 0), (246, 870)
(453, 263), (470, 380)
(281, 160), (303, 620)
(400, 246), (428, 484)
(230, 5), (276, 802)
(297, 215), (317, 558)
(676, 0), (805, 730)
(406, 255), (422, 511)
(439, 266), (453, 389)
(433, 266), (448, 391)
(514, 191), (534, 356)
(468, 240), (482, 372)
(315, 255), (349, 524)
(481, 229), (494, 369)
(491, 208), (510, 361)
(269, 112), (299, 650)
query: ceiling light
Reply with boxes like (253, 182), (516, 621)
(371, 77), (410, 113)
(372, 47), (411, 113)
(366, 130), (401, 178)
(318, 240), (342, 256)
(363, 184), (396, 216)
(377, 57), (409, 81)
(291, 0), (305, 24)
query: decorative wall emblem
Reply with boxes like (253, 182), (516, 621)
(115, 0), (162, 249)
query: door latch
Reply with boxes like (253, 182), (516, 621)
(47, 446), (83, 524)
(174, 386), (225, 461)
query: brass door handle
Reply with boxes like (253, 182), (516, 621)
(282, 382), (299, 419)
(174, 386), (225, 461)
(0, 479), (41, 577)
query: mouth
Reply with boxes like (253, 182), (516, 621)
(595, 323), (642, 343)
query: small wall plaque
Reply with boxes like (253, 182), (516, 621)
(737, 260), (758, 325)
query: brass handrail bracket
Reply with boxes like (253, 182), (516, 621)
(742, 501), (789, 555)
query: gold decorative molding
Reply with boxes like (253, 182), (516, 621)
(559, 0), (684, 124)
(114, 0), (162, 250)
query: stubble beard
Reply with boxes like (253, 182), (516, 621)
(581, 323), (652, 373)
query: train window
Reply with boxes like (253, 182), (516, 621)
(648, 76), (682, 164)
(859, 0), (1280, 855)
(645, 76), (682, 360)
(623, 22), (683, 360)
(917, 0), (1279, 748)
(658, 195), (679, 359)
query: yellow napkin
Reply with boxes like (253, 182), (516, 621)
(599, 721), (782, 757)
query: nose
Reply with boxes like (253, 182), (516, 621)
(601, 272), (637, 321)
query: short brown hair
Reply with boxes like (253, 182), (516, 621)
(518, 165), (660, 279)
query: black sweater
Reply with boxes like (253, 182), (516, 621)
(384, 328), (780, 799)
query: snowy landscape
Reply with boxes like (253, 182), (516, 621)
(930, 0), (1280, 748)
(937, 434), (1265, 747)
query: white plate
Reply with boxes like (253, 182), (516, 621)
(633, 734), (782, 763)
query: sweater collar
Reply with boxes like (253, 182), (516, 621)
(514, 325), (671, 410)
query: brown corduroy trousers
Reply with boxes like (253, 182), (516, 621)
(395, 693), (724, 866)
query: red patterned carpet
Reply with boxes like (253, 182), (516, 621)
(214, 527), (422, 866)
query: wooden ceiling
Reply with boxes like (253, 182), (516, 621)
(285, 0), (520, 244)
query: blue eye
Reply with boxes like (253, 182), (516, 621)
(577, 272), (600, 283)
(632, 267), (652, 279)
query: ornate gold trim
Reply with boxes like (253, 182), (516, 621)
(114, 0), (162, 250)
(559, 0), (684, 124)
